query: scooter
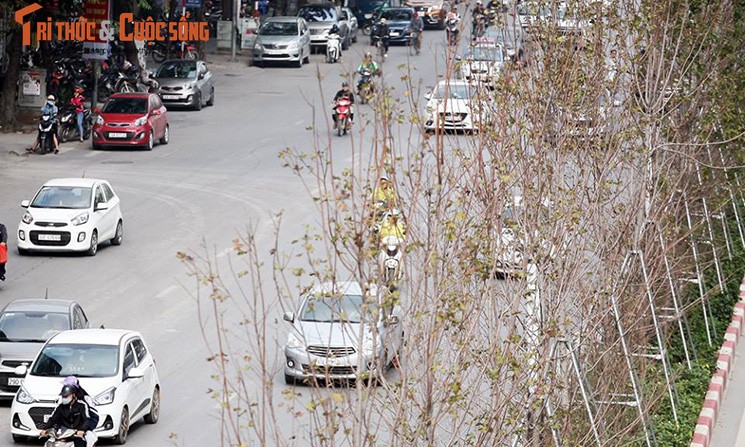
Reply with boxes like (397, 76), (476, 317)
(326, 33), (342, 63)
(334, 97), (352, 136)
(446, 18), (459, 46)
(58, 106), (92, 142)
(37, 113), (56, 154)
(379, 235), (403, 284)
(42, 427), (78, 447)
(357, 69), (374, 104)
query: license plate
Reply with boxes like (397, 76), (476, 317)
(390, 31), (400, 36)
(38, 234), (61, 241)
(108, 132), (127, 138)
(163, 94), (179, 100)
(320, 357), (348, 367)
(8, 377), (22, 386)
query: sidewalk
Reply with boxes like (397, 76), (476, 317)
(710, 335), (745, 447)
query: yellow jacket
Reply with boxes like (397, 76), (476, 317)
(379, 216), (406, 241)
(372, 185), (399, 208)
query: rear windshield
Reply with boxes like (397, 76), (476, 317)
(102, 97), (148, 114)
(299, 6), (337, 22)
(379, 9), (412, 21)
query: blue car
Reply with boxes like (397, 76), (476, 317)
(371, 7), (417, 45)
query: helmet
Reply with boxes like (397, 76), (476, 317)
(59, 384), (77, 397)
(74, 87), (84, 94)
(62, 376), (79, 387)
(476, 0), (482, 4)
(380, 173), (390, 182)
(47, 95), (55, 101)
(330, 24), (339, 33)
(342, 81), (349, 87)
(365, 51), (373, 58)
(380, 17), (387, 23)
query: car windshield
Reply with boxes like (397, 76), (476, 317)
(155, 61), (197, 79)
(299, 6), (337, 22)
(468, 46), (504, 62)
(517, 3), (551, 17)
(31, 343), (119, 378)
(31, 186), (92, 209)
(434, 83), (474, 99)
(487, 28), (521, 47)
(102, 97), (148, 114)
(379, 9), (412, 21)
(0, 311), (69, 343)
(299, 294), (367, 323)
(260, 21), (299, 35)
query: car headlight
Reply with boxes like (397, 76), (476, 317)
(71, 212), (89, 226)
(287, 40), (299, 49)
(134, 116), (148, 126)
(254, 42), (264, 51)
(184, 83), (196, 90)
(93, 386), (116, 406)
(16, 385), (36, 404)
(286, 331), (305, 350)
(22, 211), (33, 224)
(96, 115), (104, 125)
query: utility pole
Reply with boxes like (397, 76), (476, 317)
(231, 0), (238, 60)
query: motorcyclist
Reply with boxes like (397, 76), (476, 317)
(472, 0), (486, 38)
(39, 385), (92, 447)
(378, 209), (407, 242)
(372, 173), (399, 214)
(327, 24), (343, 61)
(332, 81), (355, 128)
(62, 376), (99, 447)
(445, 7), (461, 44)
(357, 52), (381, 94)
(27, 95), (60, 154)
(411, 11), (424, 54)
(373, 17), (390, 57)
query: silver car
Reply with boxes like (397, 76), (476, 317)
(283, 281), (403, 384)
(154, 59), (215, 110)
(297, 3), (350, 50)
(253, 17), (311, 68)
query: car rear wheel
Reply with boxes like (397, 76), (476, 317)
(160, 125), (169, 144)
(144, 387), (160, 424)
(114, 406), (130, 444)
(111, 220), (123, 246)
(86, 230), (98, 256)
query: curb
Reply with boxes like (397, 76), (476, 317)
(690, 279), (745, 447)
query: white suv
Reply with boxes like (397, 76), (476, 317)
(10, 329), (160, 444)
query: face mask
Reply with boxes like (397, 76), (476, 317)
(60, 396), (72, 405)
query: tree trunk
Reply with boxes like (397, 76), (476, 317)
(0, 30), (22, 129)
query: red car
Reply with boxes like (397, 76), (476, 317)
(92, 93), (169, 150)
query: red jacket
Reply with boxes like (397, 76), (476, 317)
(70, 95), (85, 113)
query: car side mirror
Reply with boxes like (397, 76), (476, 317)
(283, 312), (295, 323)
(14, 364), (28, 376)
(126, 366), (145, 379)
(20, 200), (30, 208)
(198, 72), (205, 80)
(94, 203), (109, 212)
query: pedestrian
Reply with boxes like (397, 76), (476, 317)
(70, 88), (86, 142)
(0, 222), (7, 281)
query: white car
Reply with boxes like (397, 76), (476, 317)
(17, 178), (123, 256)
(458, 45), (506, 88)
(10, 329), (160, 444)
(424, 80), (491, 132)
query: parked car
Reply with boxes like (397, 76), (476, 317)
(10, 329), (161, 444)
(298, 3), (351, 51)
(478, 26), (526, 62)
(282, 281), (403, 384)
(404, 0), (449, 29)
(253, 16), (312, 67)
(458, 44), (506, 88)
(17, 178), (123, 256)
(424, 80), (492, 132)
(92, 93), (169, 151)
(154, 59), (215, 110)
(371, 7), (417, 45)
(0, 299), (90, 400)
(341, 7), (359, 43)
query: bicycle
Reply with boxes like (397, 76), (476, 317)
(409, 32), (422, 56)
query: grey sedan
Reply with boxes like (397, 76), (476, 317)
(283, 281), (403, 385)
(253, 17), (311, 68)
(154, 59), (215, 110)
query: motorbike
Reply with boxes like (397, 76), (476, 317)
(357, 69), (375, 104)
(446, 18), (459, 46)
(379, 235), (403, 285)
(151, 40), (198, 63)
(36, 112), (57, 154)
(334, 97), (352, 136)
(326, 33), (342, 63)
(42, 427), (78, 447)
(58, 106), (92, 142)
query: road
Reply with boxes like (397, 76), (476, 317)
(0, 28), (480, 445)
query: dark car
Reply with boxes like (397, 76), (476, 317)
(0, 299), (90, 399)
(154, 59), (215, 110)
(92, 93), (169, 151)
(371, 7), (417, 45)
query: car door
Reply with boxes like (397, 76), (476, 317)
(299, 20), (311, 53)
(93, 184), (115, 240)
(102, 182), (122, 224)
(199, 62), (213, 99)
(72, 305), (90, 329)
(132, 338), (157, 406)
(120, 339), (147, 417)
(151, 95), (167, 137)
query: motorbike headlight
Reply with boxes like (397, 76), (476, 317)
(96, 115), (104, 125)
(71, 212), (89, 226)
(16, 385), (36, 404)
(286, 331), (305, 350)
(94, 386), (116, 406)
(22, 211), (33, 224)
(134, 116), (148, 126)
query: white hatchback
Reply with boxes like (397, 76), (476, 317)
(424, 80), (492, 132)
(10, 329), (161, 444)
(17, 178), (123, 256)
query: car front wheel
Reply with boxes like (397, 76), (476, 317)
(86, 230), (98, 256)
(114, 406), (130, 444)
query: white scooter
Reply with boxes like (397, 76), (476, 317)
(326, 33), (342, 63)
(42, 427), (79, 447)
(379, 235), (403, 284)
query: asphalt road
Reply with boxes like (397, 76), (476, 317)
(0, 28), (479, 445)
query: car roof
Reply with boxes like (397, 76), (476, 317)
(267, 16), (301, 22)
(48, 328), (140, 345)
(2, 299), (78, 313)
(309, 281), (379, 297)
(42, 178), (103, 188)
(436, 79), (471, 87)
(108, 93), (151, 99)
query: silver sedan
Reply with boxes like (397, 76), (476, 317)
(253, 17), (311, 68)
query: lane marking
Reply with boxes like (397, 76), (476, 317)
(155, 285), (179, 298)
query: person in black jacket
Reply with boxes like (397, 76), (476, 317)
(332, 81), (355, 127)
(0, 222), (7, 281)
(39, 385), (91, 447)
(373, 17), (390, 57)
(62, 376), (99, 447)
